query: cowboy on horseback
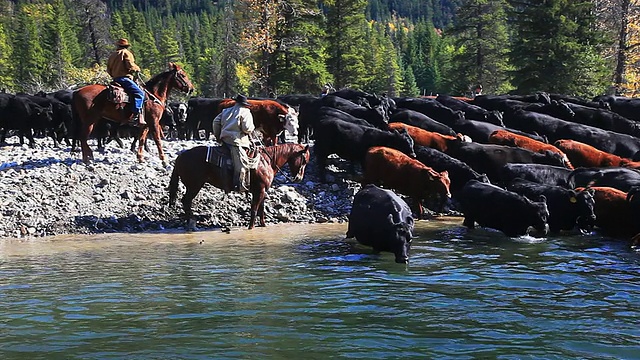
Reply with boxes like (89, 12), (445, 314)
(213, 94), (259, 193)
(106, 38), (146, 126)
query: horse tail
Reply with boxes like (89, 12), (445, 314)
(168, 154), (181, 207)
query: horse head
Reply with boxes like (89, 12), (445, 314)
(287, 144), (310, 182)
(169, 62), (195, 95)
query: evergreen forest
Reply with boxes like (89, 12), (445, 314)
(0, 0), (639, 99)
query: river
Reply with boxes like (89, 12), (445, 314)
(0, 219), (639, 359)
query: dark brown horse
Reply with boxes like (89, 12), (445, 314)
(72, 62), (194, 164)
(168, 143), (311, 229)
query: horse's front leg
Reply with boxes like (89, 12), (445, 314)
(248, 188), (266, 229)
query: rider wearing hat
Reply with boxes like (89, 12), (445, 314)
(106, 38), (146, 126)
(213, 94), (256, 192)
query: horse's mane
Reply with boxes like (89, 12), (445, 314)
(261, 143), (303, 162)
(144, 69), (172, 90)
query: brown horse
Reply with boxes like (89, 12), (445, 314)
(72, 62), (194, 164)
(168, 143), (311, 229)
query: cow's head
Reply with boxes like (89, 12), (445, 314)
(526, 195), (550, 237)
(573, 188), (596, 234)
(385, 213), (414, 264)
(391, 127), (416, 158)
(279, 105), (299, 138)
(487, 110), (505, 127)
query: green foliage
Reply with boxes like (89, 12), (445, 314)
(325, 0), (369, 89)
(445, 0), (512, 96)
(508, 0), (610, 97)
(0, 0), (626, 98)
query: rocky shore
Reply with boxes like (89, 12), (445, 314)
(0, 136), (368, 239)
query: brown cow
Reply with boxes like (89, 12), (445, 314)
(388, 122), (466, 152)
(217, 98), (298, 145)
(575, 186), (636, 238)
(555, 139), (640, 169)
(488, 129), (574, 169)
(363, 146), (451, 217)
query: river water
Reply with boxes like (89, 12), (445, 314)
(0, 219), (639, 359)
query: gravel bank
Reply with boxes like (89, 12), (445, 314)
(0, 136), (364, 239)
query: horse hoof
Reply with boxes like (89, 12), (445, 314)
(186, 219), (197, 232)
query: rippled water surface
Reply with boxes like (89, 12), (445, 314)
(1, 220), (639, 359)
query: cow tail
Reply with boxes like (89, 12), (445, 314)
(168, 156), (181, 207)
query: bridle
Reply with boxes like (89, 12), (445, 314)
(258, 141), (308, 182)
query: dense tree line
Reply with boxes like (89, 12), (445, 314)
(0, 0), (638, 99)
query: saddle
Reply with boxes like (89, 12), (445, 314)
(107, 82), (130, 110)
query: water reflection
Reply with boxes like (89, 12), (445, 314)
(0, 221), (639, 358)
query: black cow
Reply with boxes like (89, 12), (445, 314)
(389, 109), (456, 136)
(592, 95), (640, 122)
(549, 93), (610, 109)
(568, 167), (640, 193)
(20, 94), (72, 146)
(319, 95), (388, 129)
(394, 97), (465, 126)
(313, 117), (415, 181)
(185, 97), (225, 140)
(503, 109), (640, 159)
(500, 163), (575, 188)
(160, 102), (188, 139)
(331, 89), (395, 117)
(0, 94), (53, 147)
(470, 93), (551, 113)
(414, 145), (490, 194)
(458, 180), (550, 237)
(444, 142), (568, 183)
(436, 94), (504, 126)
(315, 106), (377, 129)
(527, 100), (640, 137)
(506, 178), (596, 233)
(347, 184), (414, 264)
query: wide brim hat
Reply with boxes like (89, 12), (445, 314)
(115, 38), (130, 47)
(234, 94), (251, 107)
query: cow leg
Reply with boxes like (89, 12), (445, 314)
(23, 128), (35, 148)
(463, 216), (475, 228)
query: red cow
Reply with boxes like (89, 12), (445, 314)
(488, 129), (574, 169)
(555, 139), (640, 169)
(363, 146), (451, 217)
(575, 186), (636, 238)
(217, 98), (298, 145)
(388, 122), (465, 152)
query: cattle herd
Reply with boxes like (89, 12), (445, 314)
(2, 88), (640, 263)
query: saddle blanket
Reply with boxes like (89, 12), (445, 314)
(205, 145), (233, 169)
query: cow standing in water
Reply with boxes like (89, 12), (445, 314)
(347, 184), (415, 264)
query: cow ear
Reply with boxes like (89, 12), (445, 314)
(538, 195), (547, 203)
(440, 170), (449, 178)
(386, 213), (397, 225)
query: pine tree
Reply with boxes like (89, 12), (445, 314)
(324, 0), (368, 89)
(0, 21), (13, 90)
(446, 0), (512, 95)
(13, 3), (47, 89)
(508, 0), (610, 97)
(271, 0), (332, 94)
(402, 64), (420, 96)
